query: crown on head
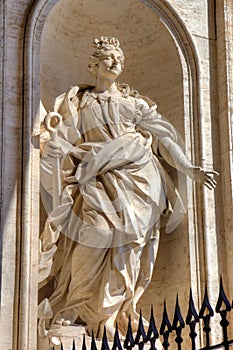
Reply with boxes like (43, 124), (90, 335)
(93, 36), (120, 51)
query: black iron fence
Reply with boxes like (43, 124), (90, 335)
(50, 278), (233, 350)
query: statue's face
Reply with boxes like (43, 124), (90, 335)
(98, 49), (124, 80)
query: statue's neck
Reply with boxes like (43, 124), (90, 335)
(94, 78), (118, 94)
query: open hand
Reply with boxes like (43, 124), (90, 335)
(189, 166), (219, 190)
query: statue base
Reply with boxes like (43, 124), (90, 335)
(37, 324), (163, 350)
(38, 324), (87, 350)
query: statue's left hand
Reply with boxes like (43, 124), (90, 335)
(189, 166), (219, 190)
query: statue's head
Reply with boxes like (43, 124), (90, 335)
(88, 36), (125, 79)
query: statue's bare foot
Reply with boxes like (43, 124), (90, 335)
(55, 317), (73, 326)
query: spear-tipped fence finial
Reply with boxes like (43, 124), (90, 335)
(199, 286), (214, 318)
(172, 295), (185, 350)
(123, 315), (135, 350)
(72, 339), (76, 350)
(91, 330), (98, 350)
(101, 326), (110, 350)
(82, 334), (87, 350)
(186, 288), (199, 350)
(135, 310), (147, 345)
(147, 306), (159, 340)
(146, 306), (159, 350)
(216, 276), (231, 313)
(216, 277), (231, 350)
(199, 286), (214, 348)
(160, 301), (172, 350)
(112, 323), (123, 350)
(186, 288), (199, 324)
(172, 294), (185, 329)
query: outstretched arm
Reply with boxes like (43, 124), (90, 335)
(158, 136), (219, 190)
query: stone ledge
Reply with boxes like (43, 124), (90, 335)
(37, 324), (162, 350)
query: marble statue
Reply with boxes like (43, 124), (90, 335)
(39, 36), (218, 339)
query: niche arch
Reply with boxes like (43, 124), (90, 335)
(21, 0), (205, 348)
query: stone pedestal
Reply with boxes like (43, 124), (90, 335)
(38, 325), (86, 350)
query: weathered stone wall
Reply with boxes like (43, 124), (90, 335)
(0, 1), (31, 349)
(0, 1), (232, 349)
(216, 0), (233, 295)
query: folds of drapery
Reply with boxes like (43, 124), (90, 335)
(39, 86), (187, 286)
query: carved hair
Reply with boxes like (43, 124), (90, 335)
(88, 36), (125, 78)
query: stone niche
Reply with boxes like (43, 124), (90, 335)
(40, 0), (191, 333)
(16, 0), (226, 348)
(2, 0), (233, 349)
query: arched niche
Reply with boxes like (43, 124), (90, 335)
(22, 0), (204, 348)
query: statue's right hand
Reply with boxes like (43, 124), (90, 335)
(45, 140), (63, 159)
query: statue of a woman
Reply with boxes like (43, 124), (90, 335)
(39, 37), (218, 339)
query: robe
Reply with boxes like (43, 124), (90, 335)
(39, 85), (186, 337)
